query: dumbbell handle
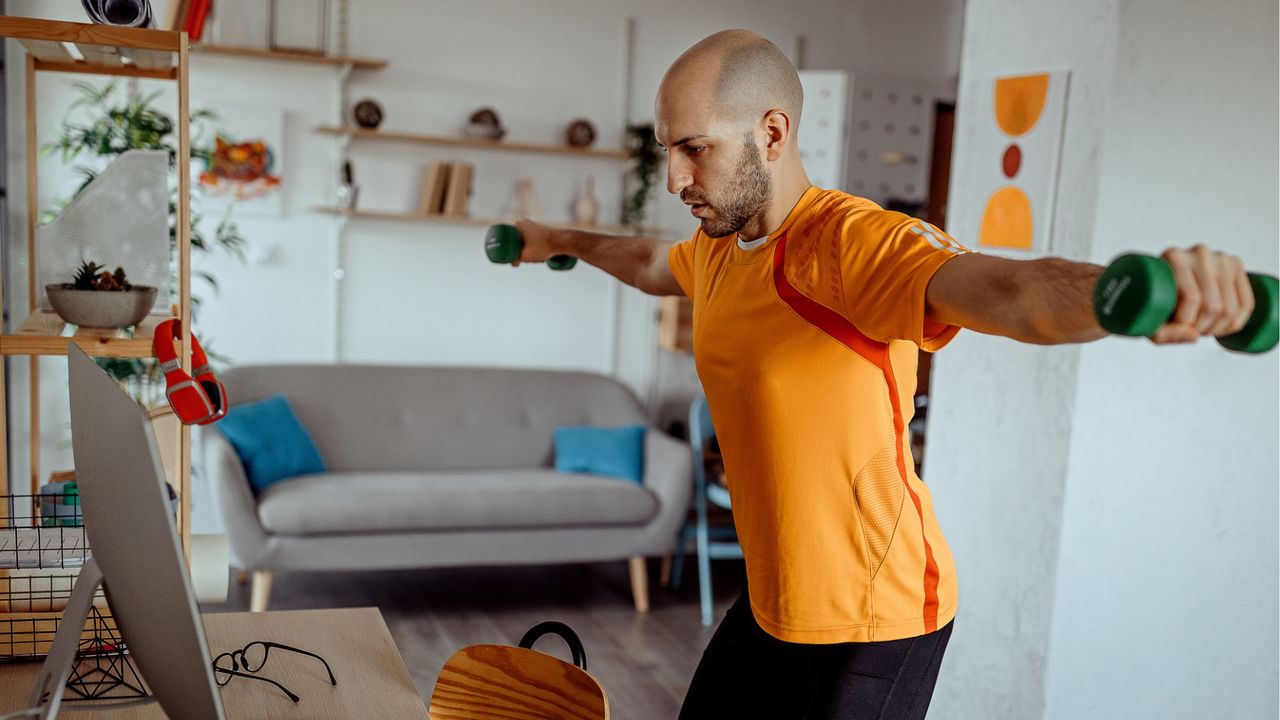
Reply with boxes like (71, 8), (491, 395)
(484, 224), (576, 271)
(1093, 253), (1278, 354)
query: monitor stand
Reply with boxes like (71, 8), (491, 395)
(26, 559), (156, 719)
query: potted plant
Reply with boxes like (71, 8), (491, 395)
(46, 260), (158, 329)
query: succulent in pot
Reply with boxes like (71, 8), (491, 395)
(45, 260), (158, 329)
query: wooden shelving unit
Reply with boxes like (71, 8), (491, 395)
(0, 16), (195, 549)
(314, 125), (630, 160)
(192, 43), (387, 70)
(313, 206), (641, 236)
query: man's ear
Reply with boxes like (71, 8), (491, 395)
(762, 109), (792, 161)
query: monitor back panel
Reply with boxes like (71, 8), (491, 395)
(68, 345), (225, 719)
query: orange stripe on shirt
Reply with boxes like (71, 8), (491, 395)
(772, 234), (941, 633)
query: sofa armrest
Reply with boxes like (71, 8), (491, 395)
(641, 429), (694, 539)
(201, 429), (270, 568)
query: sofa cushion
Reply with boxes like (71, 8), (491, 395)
(256, 470), (660, 535)
(554, 425), (647, 484)
(215, 394), (326, 494)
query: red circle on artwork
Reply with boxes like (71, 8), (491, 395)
(1002, 144), (1022, 178)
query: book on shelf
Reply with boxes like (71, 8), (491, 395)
(418, 162), (451, 215)
(164, 0), (191, 32)
(442, 163), (473, 217)
(184, 0), (213, 41)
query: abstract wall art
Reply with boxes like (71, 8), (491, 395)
(958, 71), (1069, 252)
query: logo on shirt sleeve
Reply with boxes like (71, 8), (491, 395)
(910, 223), (969, 255)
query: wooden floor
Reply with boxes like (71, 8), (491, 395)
(203, 558), (746, 720)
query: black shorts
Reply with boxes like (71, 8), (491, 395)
(678, 590), (953, 720)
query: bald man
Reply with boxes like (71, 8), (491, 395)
(515, 30), (1254, 719)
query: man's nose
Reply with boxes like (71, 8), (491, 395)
(666, 155), (692, 196)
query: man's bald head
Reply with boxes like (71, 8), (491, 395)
(660, 29), (803, 129)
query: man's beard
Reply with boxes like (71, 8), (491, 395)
(683, 138), (772, 238)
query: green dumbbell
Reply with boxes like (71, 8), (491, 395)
(485, 224), (576, 271)
(1094, 253), (1278, 353)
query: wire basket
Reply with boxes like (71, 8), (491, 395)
(1, 491), (116, 662)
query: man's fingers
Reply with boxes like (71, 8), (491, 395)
(1162, 248), (1202, 329)
(1151, 324), (1198, 345)
(1208, 252), (1241, 336)
(1230, 259), (1256, 334)
(1187, 245), (1225, 335)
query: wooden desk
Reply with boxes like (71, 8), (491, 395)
(0, 607), (427, 719)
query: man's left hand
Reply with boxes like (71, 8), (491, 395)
(1152, 245), (1255, 344)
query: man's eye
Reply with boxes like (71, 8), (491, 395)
(687, 145), (707, 155)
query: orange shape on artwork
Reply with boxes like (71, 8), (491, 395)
(979, 186), (1034, 249)
(994, 73), (1050, 137)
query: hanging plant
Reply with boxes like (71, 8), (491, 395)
(623, 122), (662, 230)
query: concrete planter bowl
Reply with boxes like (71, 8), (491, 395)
(45, 284), (158, 329)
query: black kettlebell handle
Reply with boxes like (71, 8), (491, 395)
(517, 620), (588, 670)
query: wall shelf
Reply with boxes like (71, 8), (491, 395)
(192, 43), (387, 70)
(314, 126), (630, 160)
(313, 206), (641, 236)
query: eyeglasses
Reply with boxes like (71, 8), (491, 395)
(211, 641), (337, 703)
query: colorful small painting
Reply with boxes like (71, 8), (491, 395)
(195, 103), (285, 216)
(199, 134), (281, 200)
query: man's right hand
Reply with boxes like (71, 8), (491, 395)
(512, 220), (563, 266)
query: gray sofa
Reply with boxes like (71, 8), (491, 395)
(202, 365), (693, 612)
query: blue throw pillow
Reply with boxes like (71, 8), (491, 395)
(215, 394), (326, 494)
(554, 425), (647, 485)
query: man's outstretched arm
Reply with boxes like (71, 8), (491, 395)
(925, 246), (1255, 345)
(514, 220), (685, 297)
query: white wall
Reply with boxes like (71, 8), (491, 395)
(929, 0), (1278, 718)
(927, 1), (1119, 716)
(1045, 1), (1279, 718)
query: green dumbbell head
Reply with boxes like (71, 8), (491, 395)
(484, 224), (577, 271)
(1218, 274), (1278, 353)
(1094, 253), (1278, 353)
(1094, 254), (1179, 337)
(485, 223), (522, 264)
(546, 254), (577, 271)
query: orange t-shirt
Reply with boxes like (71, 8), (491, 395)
(667, 186), (970, 643)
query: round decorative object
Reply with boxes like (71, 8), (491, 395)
(45, 284), (158, 329)
(469, 108), (501, 128)
(352, 99), (384, 129)
(565, 119), (597, 148)
(463, 107), (505, 140)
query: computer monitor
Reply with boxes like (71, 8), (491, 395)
(26, 345), (225, 719)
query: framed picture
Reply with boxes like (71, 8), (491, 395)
(207, 0), (270, 47)
(953, 70), (1070, 252)
(269, 0), (329, 55)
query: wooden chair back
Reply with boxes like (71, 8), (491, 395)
(428, 626), (608, 720)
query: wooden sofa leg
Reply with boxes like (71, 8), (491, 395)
(236, 569), (250, 585)
(659, 554), (673, 588)
(249, 570), (273, 613)
(628, 556), (650, 613)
